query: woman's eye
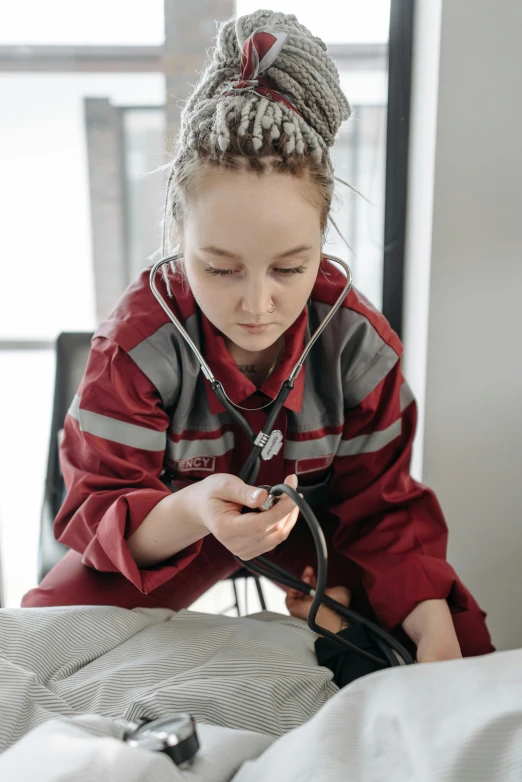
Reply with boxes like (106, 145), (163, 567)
(204, 265), (307, 277)
(274, 265), (307, 275)
(205, 267), (235, 276)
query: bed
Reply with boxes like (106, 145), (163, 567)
(1, 605), (521, 781)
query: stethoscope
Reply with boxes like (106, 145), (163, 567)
(150, 252), (415, 668)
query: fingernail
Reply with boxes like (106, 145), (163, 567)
(290, 474), (298, 489)
(250, 488), (262, 501)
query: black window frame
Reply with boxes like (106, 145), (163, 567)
(382, 0), (415, 338)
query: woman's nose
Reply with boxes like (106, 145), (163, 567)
(241, 280), (274, 317)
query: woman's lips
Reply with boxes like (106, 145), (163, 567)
(238, 323), (272, 334)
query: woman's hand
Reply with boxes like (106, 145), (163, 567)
(402, 599), (462, 663)
(285, 566), (351, 634)
(182, 472), (300, 560)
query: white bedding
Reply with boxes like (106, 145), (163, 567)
(1, 605), (522, 781)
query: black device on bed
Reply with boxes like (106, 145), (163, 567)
(119, 713), (199, 767)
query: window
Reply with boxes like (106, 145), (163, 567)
(0, 0), (165, 46)
(0, 65), (163, 607)
(0, 0), (397, 607)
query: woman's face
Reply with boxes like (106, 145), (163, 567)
(181, 166), (322, 354)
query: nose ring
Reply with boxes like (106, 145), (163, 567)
(268, 302), (275, 313)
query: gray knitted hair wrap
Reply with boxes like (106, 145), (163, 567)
(176, 9), (351, 164)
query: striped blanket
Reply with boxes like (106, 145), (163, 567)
(0, 606), (337, 779)
(1, 605), (522, 781)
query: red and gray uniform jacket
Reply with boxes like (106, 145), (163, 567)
(56, 263), (492, 651)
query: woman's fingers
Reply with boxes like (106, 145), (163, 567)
(239, 493), (298, 539)
(224, 474), (302, 560)
(268, 505), (300, 548)
(241, 474), (299, 533)
(265, 473), (298, 527)
(208, 473), (269, 510)
(262, 494), (299, 532)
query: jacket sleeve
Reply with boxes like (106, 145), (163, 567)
(55, 335), (203, 594)
(329, 357), (493, 656)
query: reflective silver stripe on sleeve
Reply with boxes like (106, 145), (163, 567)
(337, 418), (401, 457)
(344, 343), (399, 409)
(284, 433), (341, 462)
(68, 393), (80, 421)
(400, 380), (415, 411)
(312, 302), (400, 411)
(167, 430), (235, 462)
(68, 395), (166, 451)
(128, 322), (181, 409)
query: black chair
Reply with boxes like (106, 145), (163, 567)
(219, 568), (267, 616)
(39, 332), (94, 583)
(39, 332), (267, 615)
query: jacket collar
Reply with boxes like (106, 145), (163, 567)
(200, 308), (308, 415)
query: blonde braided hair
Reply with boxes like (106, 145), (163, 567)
(162, 9), (353, 267)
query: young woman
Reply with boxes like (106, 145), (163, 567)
(23, 10), (493, 663)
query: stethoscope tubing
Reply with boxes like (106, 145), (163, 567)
(237, 483), (414, 666)
(149, 252), (353, 390)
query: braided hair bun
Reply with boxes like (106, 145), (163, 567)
(162, 10), (354, 260)
(178, 9), (351, 163)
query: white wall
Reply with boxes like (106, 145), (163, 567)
(406, 0), (522, 651)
